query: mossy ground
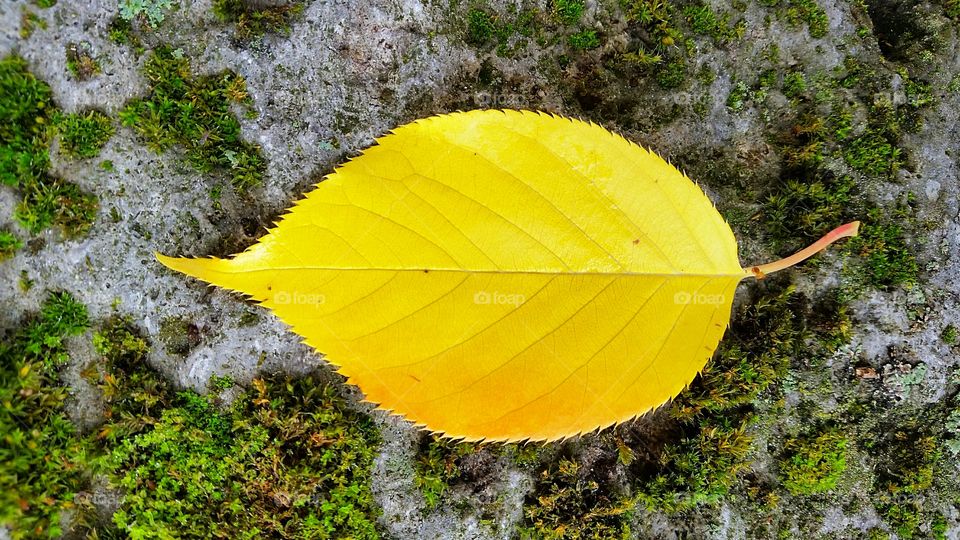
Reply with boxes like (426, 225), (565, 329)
(1, 295), (383, 538)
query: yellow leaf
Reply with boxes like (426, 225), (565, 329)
(157, 110), (857, 442)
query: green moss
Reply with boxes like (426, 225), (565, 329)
(786, 0), (828, 38)
(34, 0), (57, 7)
(656, 58), (686, 89)
(725, 69), (785, 112)
(19, 9), (46, 39)
(0, 56), (98, 236)
(103, 373), (381, 538)
(9, 299), (384, 539)
(65, 43), (101, 81)
(634, 414), (753, 511)
(931, 514), (948, 540)
(683, 3), (745, 45)
(568, 29), (600, 50)
(464, 6), (540, 57)
(55, 110), (114, 159)
(726, 80), (749, 111)
(754, 80), (921, 293)
(513, 286), (834, 538)
(942, 325), (958, 345)
(622, 0), (671, 27)
(766, 176), (920, 293)
(871, 423), (940, 539)
(0, 292), (94, 538)
(212, 0), (305, 40)
(15, 176), (99, 236)
(782, 71), (806, 98)
(507, 443), (541, 468)
(414, 436), (475, 508)
(552, 0), (585, 24)
(763, 175), (856, 248)
(621, 0), (682, 55)
(91, 317), (169, 443)
(843, 130), (900, 177)
(944, 0), (960, 17)
(158, 316), (198, 356)
(120, 47), (265, 191)
(520, 459), (632, 539)
(846, 206), (918, 289)
(19, 271), (34, 292)
(208, 374), (235, 392)
(761, 173), (918, 292)
(778, 428), (847, 495)
(467, 9), (497, 44)
(107, 17), (143, 53)
(0, 56), (52, 189)
(0, 230), (21, 260)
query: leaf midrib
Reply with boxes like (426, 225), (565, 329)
(214, 266), (750, 278)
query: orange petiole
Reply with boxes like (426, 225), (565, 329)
(745, 221), (861, 279)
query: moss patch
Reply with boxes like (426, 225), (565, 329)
(15, 177), (99, 237)
(778, 428), (847, 495)
(521, 458), (632, 539)
(869, 421), (942, 539)
(683, 3), (746, 45)
(55, 110), (115, 159)
(104, 373), (381, 538)
(519, 280), (852, 535)
(0, 229), (21, 260)
(568, 29), (600, 50)
(785, 0), (828, 38)
(2, 293), (385, 538)
(630, 281), (815, 511)
(0, 56), (53, 189)
(465, 5), (541, 58)
(65, 43), (101, 81)
(212, 0), (306, 40)
(120, 47), (266, 192)
(413, 435), (476, 508)
(0, 292), (94, 538)
(19, 9), (46, 39)
(0, 56), (99, 236)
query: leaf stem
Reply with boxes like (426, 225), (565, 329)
(745, 221), (860, 279)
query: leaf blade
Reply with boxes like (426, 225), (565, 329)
(158, 110), (749, 441)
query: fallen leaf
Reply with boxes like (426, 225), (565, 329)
(158, 110), (857, 442)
